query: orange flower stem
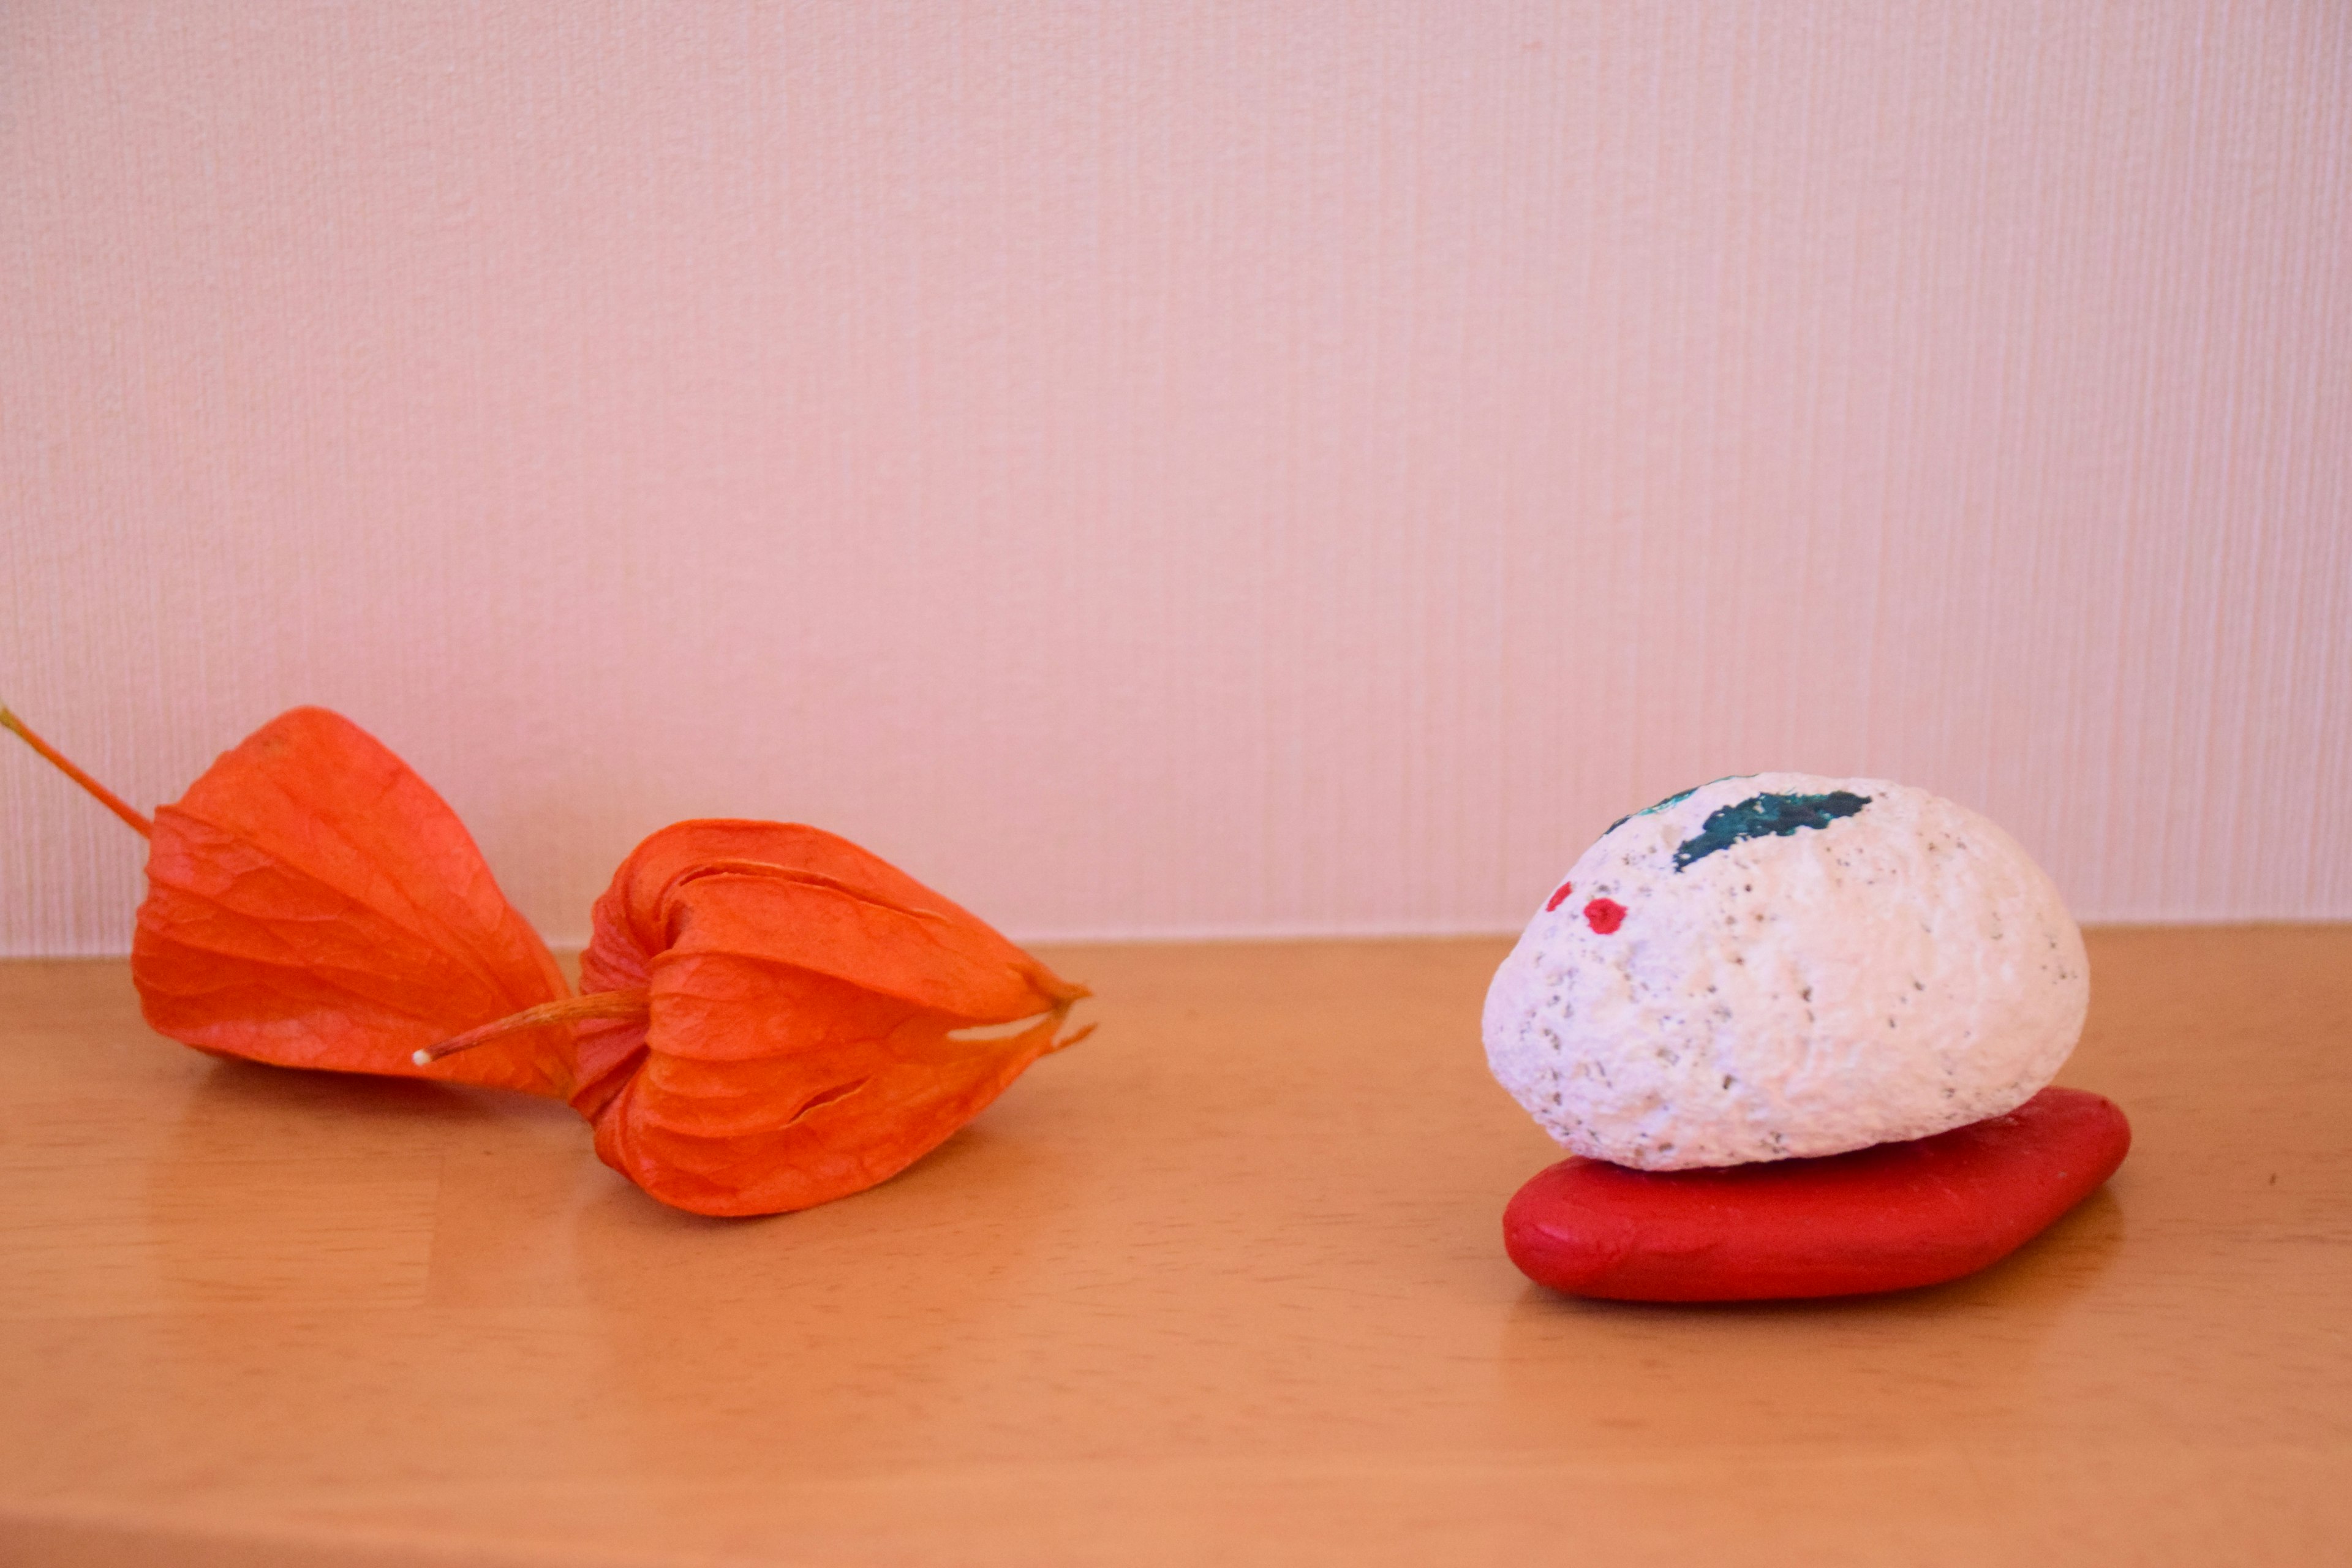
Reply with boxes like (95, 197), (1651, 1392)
(413, 989), (652, 1066)
(0, 704), (154, 838)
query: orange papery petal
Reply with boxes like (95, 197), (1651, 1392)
(570, 819), (1088, 1215)
(597, 1001), (1073, 1218)
(586, 820), (979, 956)
(660, 869), (1067, 1025)
(584, 820), (1081, 1008)
(132, 707), (573, 1095)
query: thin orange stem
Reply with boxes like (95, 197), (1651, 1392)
(0, 705), (153, 838)
(413, 989), (652, 1066)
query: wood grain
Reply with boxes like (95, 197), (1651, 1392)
(1, 927), (2345, 1566)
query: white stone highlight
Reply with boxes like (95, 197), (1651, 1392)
(1483, 774), (2089, 1169)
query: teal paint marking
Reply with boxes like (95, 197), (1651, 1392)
(1672, 790), (1871, 872)
(1606, 775), (1752, 835)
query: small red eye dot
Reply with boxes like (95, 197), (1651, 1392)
(1584, 897), (1627, 935)
(1544, 881), (1574, 913)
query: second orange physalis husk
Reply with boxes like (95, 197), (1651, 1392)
(434, 820), (1091, 1216)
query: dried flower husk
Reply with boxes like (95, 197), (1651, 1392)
(130, 707), (574, 1094)
(554, 820), (1090, 1216)
(10, 701), (1087, 1212)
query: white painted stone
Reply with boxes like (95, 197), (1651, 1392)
(1483, 774), (2089, 1169)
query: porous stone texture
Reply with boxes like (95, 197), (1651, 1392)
(1483, 773), (2089, 1169)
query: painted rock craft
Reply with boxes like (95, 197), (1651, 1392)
(1485, 774), (2129, 1301)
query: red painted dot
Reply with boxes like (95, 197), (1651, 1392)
(1583, 897), (1627, 935)
(1544, 881), (1574, 913)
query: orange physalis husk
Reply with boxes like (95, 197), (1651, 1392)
(428, 820), (1092, 1217)
(6, 703), (573, 1095)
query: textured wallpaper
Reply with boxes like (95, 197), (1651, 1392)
(4, 2), (2348, 953)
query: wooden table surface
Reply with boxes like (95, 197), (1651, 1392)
(1, 927), (2345, 1566)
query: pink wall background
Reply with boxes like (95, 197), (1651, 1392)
(5, 2), (2348, 954)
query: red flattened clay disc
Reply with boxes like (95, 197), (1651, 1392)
(1503, 1086), (2131, 1302)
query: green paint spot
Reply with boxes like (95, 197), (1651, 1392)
(1672, 791), (1871, 871)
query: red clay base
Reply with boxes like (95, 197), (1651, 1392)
(1502, 1086), (2131, 1302)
